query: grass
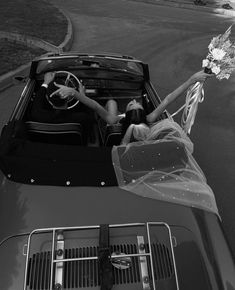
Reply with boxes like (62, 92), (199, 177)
(0, 40), (45, 76)
(0, 0), (67, 45)
(0, 0), (68, 76)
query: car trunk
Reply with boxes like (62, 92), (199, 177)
(0, 176), (235, 290)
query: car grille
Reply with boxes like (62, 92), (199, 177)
(26, 243), (174, 289)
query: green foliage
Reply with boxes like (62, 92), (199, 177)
(0, 0), (67, 45)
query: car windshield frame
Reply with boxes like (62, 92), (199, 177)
(35, 55), (144, 76)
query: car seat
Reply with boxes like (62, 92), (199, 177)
(98, 118), (122, 146)
(25, 121), (84, 145)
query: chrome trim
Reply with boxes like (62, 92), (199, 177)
(50, 230), (56, 290)
(137, 235), (151, 290)
(54, 232), (64, 288)
(9, 79), (35, 122)
(34, 54), (143, 64)
(147, 222), (179, 290)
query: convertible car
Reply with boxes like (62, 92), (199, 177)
(0, 52), (234, 290)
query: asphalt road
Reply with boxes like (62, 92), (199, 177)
(1, 0), (235, 254)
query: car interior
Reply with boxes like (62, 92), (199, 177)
(22, 69), (163, 147)
(0, 62), (188, 186)
(0, 58), (188, 186)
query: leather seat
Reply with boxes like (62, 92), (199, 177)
(104, 124), (123, 146)
(98, 118), (122, 146)
(25, 121), (83, 145)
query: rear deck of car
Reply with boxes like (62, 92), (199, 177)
(0, 176), (234, 290)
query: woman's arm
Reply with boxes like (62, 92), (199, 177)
(146, 70), (212, 123)
(54, 83), (120, 124)
(121, 124), (135, 145)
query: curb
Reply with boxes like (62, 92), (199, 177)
(57, 7), (74, 52)
(0, 31), (60, 52)
(0, 5), (73, 93)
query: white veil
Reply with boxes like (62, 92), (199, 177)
(112, 119), (218, 215)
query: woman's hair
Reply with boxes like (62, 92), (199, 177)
(121, 108), (147, 140)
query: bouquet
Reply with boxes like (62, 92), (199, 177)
(202, 25), (235, 79)
(181, 25), (235, 134)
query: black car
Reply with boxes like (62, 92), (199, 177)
(0, 52), (234, 290)
(222, 3), (233, 10)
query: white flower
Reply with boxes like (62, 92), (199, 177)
(224, 74), (230, 79)
(211, 48), (226, 61)
(211, 65), (221, 75)
(208, 43), (214, 51)
(217, 73), (230, 80)
(202, 59), (210, 68)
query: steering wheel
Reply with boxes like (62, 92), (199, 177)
(46, 71), (81, 110)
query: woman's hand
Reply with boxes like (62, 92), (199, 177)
(189, 70), (214, 84)
(78, 81), (86, 96)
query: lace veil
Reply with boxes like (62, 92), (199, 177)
(112, 119), (218, 215)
